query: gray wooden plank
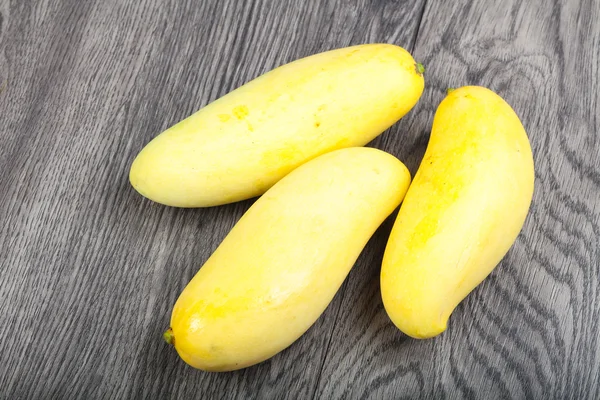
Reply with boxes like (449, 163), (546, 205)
(0, 0), (426, 398)
(315, 0), (600, 399)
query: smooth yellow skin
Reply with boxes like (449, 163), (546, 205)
(381, 86), (534, 339)
(169, 148), (411, 371)
(129, 44), (423, 207)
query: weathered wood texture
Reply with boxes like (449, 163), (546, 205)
(0, 0), (598, 399)
(316, 0), (600, 398)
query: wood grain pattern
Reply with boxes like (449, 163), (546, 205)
(0, 1), (426, 398)
(315, 0), (600, 399)
(1, 0), (598, 398)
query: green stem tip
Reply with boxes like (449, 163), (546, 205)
(416, 63), (425, 75)
(163, 328), (175, 346)
(446, 87), (456, 95)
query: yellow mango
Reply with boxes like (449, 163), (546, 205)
(130, 44), (423, 207)
(165, 148), (411, 371)
(381, 86), (534, 339)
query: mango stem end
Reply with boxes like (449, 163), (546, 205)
(163, 328), (175, 346)
(416, 63), (425, 75)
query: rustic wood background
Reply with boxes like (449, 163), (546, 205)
(1, 0), (598, 398)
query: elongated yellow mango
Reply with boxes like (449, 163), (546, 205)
(130, 44), (423, 207)
(381, 86), (534, 339)
(166, 148), (411, 371)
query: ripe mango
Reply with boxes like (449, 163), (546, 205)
(381, 86), (534, 339)
(130, 44), (423, 207)
(166, 148), (411, 370)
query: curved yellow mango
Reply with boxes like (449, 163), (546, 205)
(130, 44), (423, 207)
(381, 86), (534, 339)
(166, 148), (411, 371)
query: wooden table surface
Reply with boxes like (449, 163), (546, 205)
(1, 0), (599, 398)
